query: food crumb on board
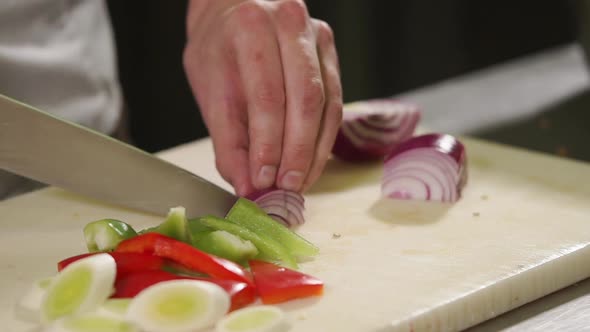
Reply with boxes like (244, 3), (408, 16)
(480, 194), (489, 201)
(332, 233), (341, 239)
(472, 212), (480, 217)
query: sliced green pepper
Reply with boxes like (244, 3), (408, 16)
(144, 206), (190, 243)
(137, 226), (157, 235)
(226, 198), (319, 259)
(187, 218), (215, 244)
(197, 215), (297, 269)
(83, 219), (137, 252)
(195, 230), (258, 264)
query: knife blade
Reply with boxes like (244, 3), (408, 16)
(0, 94), (238, 217)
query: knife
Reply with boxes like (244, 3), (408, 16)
(0, 94), (237, 217)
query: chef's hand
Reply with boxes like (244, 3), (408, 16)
(183, 0), (342, 196)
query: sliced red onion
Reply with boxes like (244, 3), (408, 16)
(250, 188), (305, 206)
(332, 99), (421, 161)
(245, 188), (305, 227)
(381, 134), (467, 203)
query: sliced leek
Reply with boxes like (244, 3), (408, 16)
(98, 298), (132, 318)
(14, 277), (53, 323)
(216, 305), (290, 332)
(127, 279), (230, 332)
(44, 312), (138, 332)
(41, 253), (116, 324)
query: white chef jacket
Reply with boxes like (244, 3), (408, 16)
(0, 0), (122, 198)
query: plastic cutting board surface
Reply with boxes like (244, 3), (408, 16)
(1, 137), (589, 332)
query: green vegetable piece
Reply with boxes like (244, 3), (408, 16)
(187, 218), (215, 244)
(83, 219), (137, 252)
(226, 198), (319, 259)
(198, 216), (297, 269)
(138, 226), (158, 235)
(151, 206), (190, 243)
(195, 230), (259, 264)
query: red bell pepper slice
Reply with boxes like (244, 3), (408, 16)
(115, 233), (253, 286)
(57, 252), (165, 277)
(112, 270), (257, 311)
(249, 259), (324, 304)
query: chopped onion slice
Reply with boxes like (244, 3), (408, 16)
(332, 99), (421, 161)
(245, 188), (305, 227)
(382, 134), (467, 202)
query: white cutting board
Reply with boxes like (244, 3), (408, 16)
(1, 137), (590, 332)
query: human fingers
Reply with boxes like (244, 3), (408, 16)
(302, 19), (343, 191)
(271, 0), (325, 192)
(229, 2), (286, 190)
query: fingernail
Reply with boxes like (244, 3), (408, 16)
(234, 181), (252, 197)
(280, 170), (304, 191)
(257, 165), (277, 189)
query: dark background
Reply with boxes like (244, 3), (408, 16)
(106, 1), (579, 153)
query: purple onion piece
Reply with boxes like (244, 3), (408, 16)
(332, 99), (421, 162)
(382, 134), (467, 203)
(257, 201), (305, 226)
(244, 188), (306, 227)
(253, 191), (305, 207)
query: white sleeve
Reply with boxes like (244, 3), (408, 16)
(0, 0), (122, 134)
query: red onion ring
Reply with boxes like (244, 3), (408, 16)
(245, 188), (306, 227)
(382, 134), (467, 203)
(332, 99), (421, 161)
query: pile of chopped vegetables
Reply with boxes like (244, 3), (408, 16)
(17, 199), (323, 332)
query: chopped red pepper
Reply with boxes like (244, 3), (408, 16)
(115, 233), (253, 286)
(57, 252), (165, 277)
(249, 260), (324, 304)
(112, 270), (256, 311)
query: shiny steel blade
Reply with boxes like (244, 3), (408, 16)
(0, 94), (237, 217)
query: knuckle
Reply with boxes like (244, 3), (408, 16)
(317, 20), (335, 45)
(232, 1), (269, 27)
(278, 0), (308, 16)
(253, 141), (278, 164)
(302, 78), (325, 115)
(327, 98), (344, 122)
(286, 142), (314, 163)
(255, 83), (286, 108)
(182, 48), (196, 72)
(276, 0), (309, 30)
